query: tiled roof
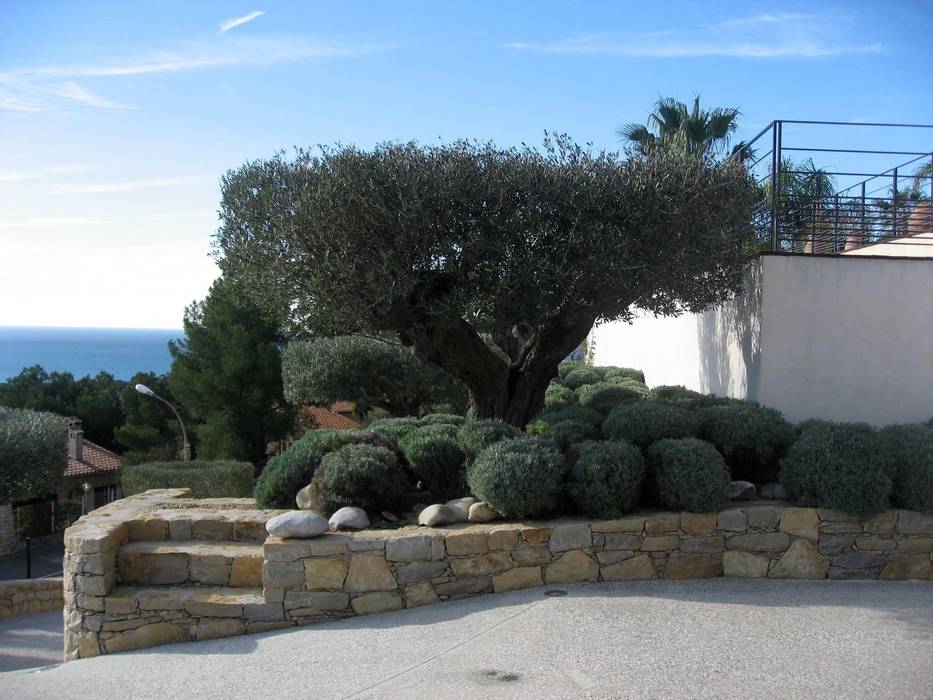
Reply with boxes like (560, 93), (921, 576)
(297, 405), (360, 431)
(330, 401), (356, 414)
(64, 441), (121, 478)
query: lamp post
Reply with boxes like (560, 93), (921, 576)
(81, 481), (91, 515)
(135, 384), (191, 460)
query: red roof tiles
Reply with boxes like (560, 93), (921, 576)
(64, 440), (121, 478)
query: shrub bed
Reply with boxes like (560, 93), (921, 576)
(541, 419), (599, 451)
(467, 438), (566, 518)
(399, 429), (466, 500)
(602, 402), (696, 450)
(567, 440), (644, 518)
(122, 460), (255, 499)
(562, 366), (604, 390)
(457, 419), (519, 461)
(879, 424), (933, 513)
(696, 402), (795, 482)
(302, 444), (411, 515)
(576, 382), (642, 414)
(544, 383), (577, 409)
(648, 438), (730, 513)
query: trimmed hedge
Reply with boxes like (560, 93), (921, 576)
(779, 422), (892, 516)
(878, 424), (933, 513)
(467, 438), (566, 518)
(302, 444), (411, 515)
(567, 440), (644, 518)
(542, 419), (599, 451)
(647, 385), (730, 409)
(122, 460), (254, 498)
(696, 402), (795, 482)
(399, 429), (466, 500)
(367, 417), (421, 444)
(254, 429), (396, 509)
(535, 404), (604, 428)
(601, 402), (696, 450)
(544, 383), (577, 410)
(0, 407), (66, 503)
(562, 366), (604, 390)
(417, 413), (465, 427)
(605, 376), (650, 397)
(457, 419), (519, 461)
(576, 382), (643, 414)
(603, 367), (646, 384)
(649, 438), (730, 513)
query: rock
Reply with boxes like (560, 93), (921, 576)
(831, 552), (887, 569)
(718, 509), (748, 532)
(304, 558), (348, 590)
(394, 561), (449, 585)
(468, 501), (500, 523)
(103, 623), (188, 653)
(229, 554), (263, 587)
(645, 513), (680, 533)
(492, 566), (543, 593)
(329, 507), (370, 531)
(759, 482), (788, 500)
(601, 553), (657, 581)
(665, 554), (722, 579)
(779, 507), (820, 541)
(381, 511), (400, 523)
(445, 532), (489, 556)
(746, 506), (781, 531)
(450, 552), (512, 577)
(445, 497), (477, 522)
(403, 580), (440, 608)
(386, 534), (444, 562)
(295, 484), (315, 510)
(771, 539), (829, 579)
(641, 535), (678, 552)
(262, 561), (306, 589)
(351, 591), (403, 615)
(418, 504), (458, 527)
(722, 551), (769, 578)
(603, 534), (641, 551)
(344, 554), (398, 592)
(726, 532), (790, 553)
(679, 536), (725, 554)
(549, 524), (592, 553)
(879, 555), (933, 581)
(898, 511), (933, 536)
(544, 550), (599, 584)
(488, 529), (519, 551)
(266, 511), (329, 539)
(730, 481), (757, 501)
(680, 512), (717, 535)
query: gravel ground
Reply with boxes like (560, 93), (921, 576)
(1, 579), (931, 699)
(0, 611), (64, 673)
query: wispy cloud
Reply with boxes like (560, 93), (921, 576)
(55, 175), (216, 194)
(508, 13), (882, 59)
(0, 164), (95, 182)
(219, 10), (264, 34)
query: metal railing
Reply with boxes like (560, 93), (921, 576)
(736, 120), (933, 254)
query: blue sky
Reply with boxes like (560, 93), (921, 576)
(1, 1), (931, 328)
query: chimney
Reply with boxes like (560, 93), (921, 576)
(68, 417), (83, 462)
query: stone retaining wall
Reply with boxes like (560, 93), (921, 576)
(63, 490), (933, 661)
(0, 578), (64, 618)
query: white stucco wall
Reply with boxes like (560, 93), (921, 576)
(842, 231), (933, 258)
(591, 254), (933, 425)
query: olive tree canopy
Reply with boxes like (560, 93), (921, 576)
(215, 136), (757, 427)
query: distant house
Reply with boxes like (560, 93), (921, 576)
(295, 404), (361, 431)
(61, 418), (121, 513)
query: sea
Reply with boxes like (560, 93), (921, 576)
(0, 327), (183, 382)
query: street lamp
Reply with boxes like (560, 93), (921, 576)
(135, 384), (191, 460)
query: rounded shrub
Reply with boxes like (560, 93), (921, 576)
(535, 404), (604, 427)
(399, 429), (466, 500)
(562, 366), (604, 390)
(122, 460), (255, 499)
(603, 367), (646, 384)
(696, 402), (795, 482)
(602, 402), (696, 450)
(878, 424), (933, 513)
(366, 416), (421, 444)
(647, 385), (730, 409)
(542, 419), (599, 451)
(466, 437), (566, 518)
(605, 376), (650, 396)
(779, 422), (891, 516)
(456, 419), (519, 461)
(567, 440), (645, 518)
(557, 363), (579, 381)
(544, 382), (577, 410)
(576, 382), (643, 414)
(648, 438), (730, 513)
(254, 429), (396, 509)
(418, 413), (466, 427)
(303, 444), (412, 515)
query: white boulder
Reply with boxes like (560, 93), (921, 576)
(329, 506), (370, 531)
(418, 504), (458, 527)
(266, 511), (329, 538)
(468, 501), (500, 523)
(445, 497), (477, 522)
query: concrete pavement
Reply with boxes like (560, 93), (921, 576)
(0, 544), (64, 581)
(0, 612), (63, 673)
(1, 579), (931, 699)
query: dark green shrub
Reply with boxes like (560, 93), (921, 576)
(562, 366), (604, 390)
(254, 429), (396, 508)
(0, 408), (66, 503)
(780, 422), (891, 516)
(647, 385), (731, 409)
(603, 367), (646, 384)
(576, 382), (643, 414)
(557, 363), (580, 380)
(544, 383), (577, 409)
(418, 413), (465, 427)
(123, 460), (255, 498)
(303, 444), (412, 515)
(467, 438), (566, 518)
(567, 440), (645, 518)
(602, 402), (696, 449)
(399, 431), (465, 500)
(696, 402), (795, 482)
(366, 416), (421, 444)
(878, 424), (933, 513)
(648, 438), (730, 512)
(542, 420), (599, 451)
(605, 376), (650, 396)
(536, 404), (605, 428)
(457, 419), (519, 461)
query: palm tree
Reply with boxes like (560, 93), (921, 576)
(618, 96), (740, 157)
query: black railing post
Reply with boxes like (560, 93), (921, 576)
(892, 167), (898, 236)
(833, 195), (840, 251)
(770, 121), (782, 251)
(26, 536), (32, 579)
(860, 181), (866, 244)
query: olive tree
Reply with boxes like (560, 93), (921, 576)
(215, 135), (757, 427)
(0, 407), (67, 503)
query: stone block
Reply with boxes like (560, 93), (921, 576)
(190, 554), (229, 585)
(819, 522), (862, 535)
(445, 532), (489, 556)
(601, 553), (656, 581)
(722, 551), (769, 578)
(247, 620), (293, 634)
(828, 567), (877, 580)
(779, 508), (820, 540)
(680, 512), (717, 535)
(679, 536), (724, 554)
(591, 517), (645, 533)
(896, 537), (933, 555)
(244, 602), (285, 621)
(818, 536), (854, 556)
(897, 511), (933, 537)
(263, 539), (318, 562)
(191, 519), (234, 541)
(641, 536), (678, 552)
(597, 551), (634, 566)
(351, 591), (403, 615)
(863, 511), (897, 537)
(137, 589), (186, 611)
(879, 555), (933, 581)
(855, 537), (896, 553)
(344, 554), (398, 592)
(263, 587), (284, 603)
(386, 535), (435, 562)
(230, 555), (264, 588)
(186, 597), (243, 618)
(304, 558), (348, 590)
(770, 539), (829, 579)
(488, 529), (519, 551)
(82, 552), (116, 576)
(544, 550), (598, 584)
(831, 552), (887, 569)
(717, 509), (747, 532)
(168, 519), (192, 541)
(349, 538), (386, 552)
(746, 507), (781, 531)
(77, 633), (100, 659)
(284, 591), (349, 611)
(403, 581), (440, 608)
(645, 513), (680, 534)
(76, 573), (114, 596)
(726, 532), (790, 553)
(521, 527), (551, 545)
(510, 546), (551, 566)
(434, 577), (492, 597)
(603, 534), (641, 551)
(104, 623), (188, 653)
(493, 566), (543, 593)
(262, 562), (305, 589)
(306, 538), (352, 557)
(450, 551), (511, 577)
(394, 561), (448, 585)
(77, 594), (105, 612)
(101, 618), (148, 633)
(104, 590), (138, 614)
(127, 518), (167, 542)
(118, 552), (187, 585)
(233, 519), (269, 542)
(196, 619), (245, 641)
(664, 554), (722, 579)
(549, 524), (592, 552)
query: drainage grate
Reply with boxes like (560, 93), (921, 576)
(543, 589), (567, 597)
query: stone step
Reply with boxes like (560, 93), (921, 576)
(104, 584), (277, 619)
(117, 541), (264, 587)
(125, 508), (282, 544)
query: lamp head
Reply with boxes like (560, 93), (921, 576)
(135, 383), (155, 397)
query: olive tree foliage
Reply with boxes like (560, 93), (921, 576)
(0, 407), (67, 503)
(215, 136), (757, 427)
(281, 336), (468, 415)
